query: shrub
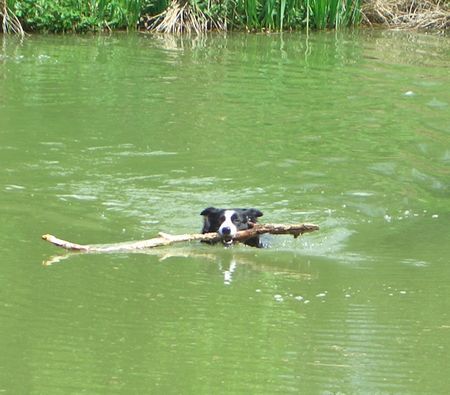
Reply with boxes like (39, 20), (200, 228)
(11, 0), (144, 33)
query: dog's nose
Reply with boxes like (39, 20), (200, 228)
(221, 227), (231, 235)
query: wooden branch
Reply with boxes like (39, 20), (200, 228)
(42, 223), (319, 253)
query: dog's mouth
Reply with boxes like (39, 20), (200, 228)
(221, 235), (234, 246)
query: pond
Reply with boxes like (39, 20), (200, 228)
(1, 30), (449, 393)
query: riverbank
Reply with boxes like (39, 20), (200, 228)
(1, 0), (448, 35)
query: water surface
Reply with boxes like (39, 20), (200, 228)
(1, 31), (449, 393)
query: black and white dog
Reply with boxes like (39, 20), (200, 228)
(200, 207), (264, 247)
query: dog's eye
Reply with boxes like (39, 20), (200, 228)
(220, 215), (225, 222)
(231, 214), (238, 222)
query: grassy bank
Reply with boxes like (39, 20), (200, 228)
(1, 0), (448, 34)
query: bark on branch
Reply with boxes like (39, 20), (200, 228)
(42, 223), (319, 253)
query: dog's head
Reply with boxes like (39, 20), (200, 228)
(200, 207), (263, 245)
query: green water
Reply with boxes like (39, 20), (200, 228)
(1, 31), (449, 394)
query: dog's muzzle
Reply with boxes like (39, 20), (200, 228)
(219, 227), (234, 246)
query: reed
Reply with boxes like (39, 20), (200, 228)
(306, 0), (361, 30)
(204, 0), (304, 31)
(200, 0), (358, 31)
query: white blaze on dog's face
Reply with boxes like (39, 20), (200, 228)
(218, 210), (238, 240)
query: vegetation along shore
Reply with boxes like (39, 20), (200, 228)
(1, 0), (448, 36)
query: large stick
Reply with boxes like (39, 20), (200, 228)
(42, 223), (319, 253)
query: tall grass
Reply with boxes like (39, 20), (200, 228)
(197, 0), (360, 32)
(240, 0), (360, 31)
(307, 0), (361, 29)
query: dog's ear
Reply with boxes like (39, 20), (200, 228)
(200, 207), (219, 216)
(245, 208), (263, 221)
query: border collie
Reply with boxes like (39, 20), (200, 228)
(200, 207), (263, 247)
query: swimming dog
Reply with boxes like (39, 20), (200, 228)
(200, 207), (263, 247)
